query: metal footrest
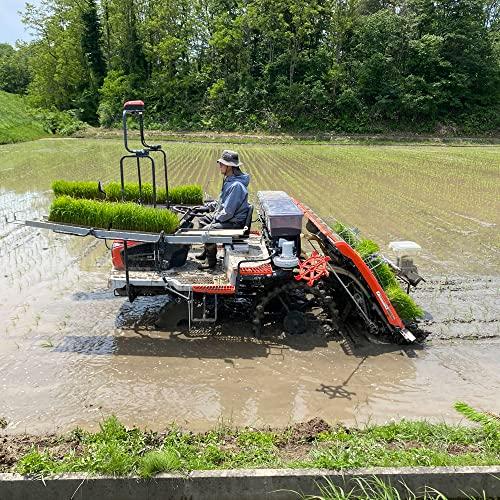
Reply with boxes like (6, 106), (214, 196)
(190, 294), (218, 323)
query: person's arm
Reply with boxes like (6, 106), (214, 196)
(215, 183), (245, 222)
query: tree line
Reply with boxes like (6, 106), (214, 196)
(1, 0), (499, 133)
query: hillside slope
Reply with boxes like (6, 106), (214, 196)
(0, 91), (49, 144)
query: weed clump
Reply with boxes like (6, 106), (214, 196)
(52, 180), (203, 205)
(139, 449), (182, 477)
(48, 196), (179, 234)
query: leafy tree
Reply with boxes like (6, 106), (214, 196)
(18, 0), (500, 132)
(81, 0), (105, 85)
(0, 43), (31, 94)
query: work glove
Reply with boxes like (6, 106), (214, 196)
(204, 200), (218, 212)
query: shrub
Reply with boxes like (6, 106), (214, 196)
(31, 108), (85, 136)
(51, 180), (203, 205)
(48, 196), (179, 234)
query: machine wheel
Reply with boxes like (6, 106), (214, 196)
(283, 310), (308, 335)
(252, 280), (340, 338)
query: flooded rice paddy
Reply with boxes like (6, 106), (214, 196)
(0, 139), (499, 433)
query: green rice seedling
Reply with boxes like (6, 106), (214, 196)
(330, 220), (422, 320)
(168, 184), (204, 204)
(52, 180), (105, 200)
(385, 284), (424, 320)
(332, 221), (359, 247)
(355, 239), (380, 259)
(104, 182), (156, 203)
(51, 180), (203, 205)
(370, 259), (399, 290)
(48, 196), (179, 234)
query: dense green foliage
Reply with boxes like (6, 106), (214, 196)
(0, 91), (49, 144)
(14, 404), (500, 477)
(48, 196), (179, 233)
(52, 180), (204, 204)
(6, 0), (498, 133)
(0, 44), (30, 95)
(31, 108), (86, 136)
(332, 221), (423, 320)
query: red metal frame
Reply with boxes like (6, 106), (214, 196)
(239, 263), (273, 276)
(192, 285), (236, 295)
(111, 240), (142, 270)
(295, 250), (331, 286)
(292, 199), (405, 329)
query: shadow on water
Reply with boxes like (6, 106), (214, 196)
(53, 328), (425, 362)
(316, 356), (367, 400)
(72, 290), (117, 301)
(53, 329), (332, 359)
(57, 294), (427, 360)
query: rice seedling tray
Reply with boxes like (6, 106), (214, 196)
(23, 219), (236, 245)
(52, 180), (204, 205)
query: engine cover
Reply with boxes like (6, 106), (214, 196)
(257, 191), (303, 238)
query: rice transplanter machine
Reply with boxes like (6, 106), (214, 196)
(23, 101), (426, 343)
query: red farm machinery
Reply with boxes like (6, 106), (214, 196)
(23, 101), (427, 344)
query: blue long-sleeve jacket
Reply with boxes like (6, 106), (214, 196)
(214, 173), (250, 224)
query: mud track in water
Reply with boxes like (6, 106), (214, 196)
(412, 276), (500, 341)
(0, 140), (499, 435)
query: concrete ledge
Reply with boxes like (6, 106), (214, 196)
(0, 466), (499, 499)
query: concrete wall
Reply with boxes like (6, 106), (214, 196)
(0, 466), (499, 500)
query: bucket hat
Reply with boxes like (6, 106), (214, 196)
(217, 150), (241, 167)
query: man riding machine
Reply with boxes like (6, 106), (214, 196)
(195, 150), (251, 269)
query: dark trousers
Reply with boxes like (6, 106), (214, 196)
(199, 215), (242, 262)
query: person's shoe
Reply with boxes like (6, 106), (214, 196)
(198, 258), (217, 270)
(194, 249), (207, 260)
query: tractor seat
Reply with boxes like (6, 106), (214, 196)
(241, 204), (254, 238)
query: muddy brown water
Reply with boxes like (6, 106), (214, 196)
(0, 140), (499, 434)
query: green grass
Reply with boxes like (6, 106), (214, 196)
(332, 221), (422, 321)
(0, 91), (49, 144)
(48, 196), (179, 233)
(297, 476), (454, 499)
(52, 180), (203, 205)
(12, 404), (499, 478)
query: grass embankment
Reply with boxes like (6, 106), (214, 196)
(48, 196), (179, 233)
(0, 91), (49, 144)
(76, 126), (500, 146)
(333, 222), (423, 321)
(7, 403), (499, 479)
(52, 180), (203, 205)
